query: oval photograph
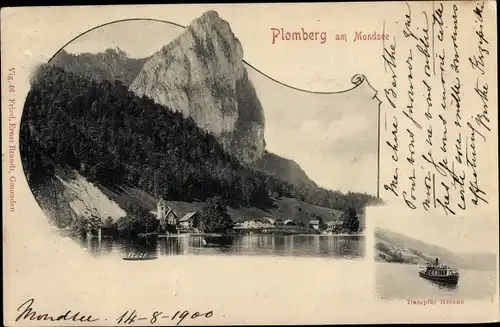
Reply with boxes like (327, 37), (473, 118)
(20, 11), (381, 259)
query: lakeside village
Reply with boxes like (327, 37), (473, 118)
(72, 196), (363, 241)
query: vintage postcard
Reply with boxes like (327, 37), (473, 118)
(2, 2), (498, 325)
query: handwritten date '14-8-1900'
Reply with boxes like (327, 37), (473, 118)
(15, 298), (214, 325)
(382, 1), (492, 215)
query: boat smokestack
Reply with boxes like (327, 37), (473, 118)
(435, 258), (439, 265)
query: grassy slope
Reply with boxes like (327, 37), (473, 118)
(98, 184), (344, 224)
(32, 166), (347, 232)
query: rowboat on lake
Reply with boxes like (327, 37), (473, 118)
(202, 235), (234, 246)
(122, 252), (157, 261)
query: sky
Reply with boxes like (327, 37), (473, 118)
(370, 203), (498, 254)
(57, 13), (380, 195)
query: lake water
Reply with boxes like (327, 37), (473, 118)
(376, 262), (497, 300)
(76, 234), (365, 259)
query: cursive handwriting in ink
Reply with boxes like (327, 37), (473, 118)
(450, 4), (460, 73)
(436, 181), (456, 215)
(15, 298), (99, 323)
(422, 172), (435, 211)
(384, 168), (399, 198)
(383, 34), (398, 109)
(403, 49), (422, 130)
(473, 80), (490, 133)
(466, 127), (488, 206)
(432, 2), (444, 42)
(116, 308), (214, 325)
(387, 116), (399, 162)
(385, 1), (493, 213)
(469, 1), (489, 75)
(403, 2), (417, 41)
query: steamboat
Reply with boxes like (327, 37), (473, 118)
(419, 258), (459, 284)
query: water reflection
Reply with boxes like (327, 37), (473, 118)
(376, 262), (496, 300)
(426, 279), (459, 291)
(78, 235), (365, 259)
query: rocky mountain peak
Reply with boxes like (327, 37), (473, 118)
(188, 10), (244, 61)
(103, 47), (128, 59)
(129, 11), (265, 163)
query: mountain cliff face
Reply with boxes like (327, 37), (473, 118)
(51, 47), (148, 86)
(46, 11), (315, 186)
(129, 11), (265, 163)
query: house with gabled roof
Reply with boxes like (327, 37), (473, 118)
(157, 198), (178, 233)
(179, 211), (200, 229)
(309, 218), (326, 230)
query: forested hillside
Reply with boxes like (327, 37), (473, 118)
(51, 48), (148, 86)
(21, 65), (379, 214)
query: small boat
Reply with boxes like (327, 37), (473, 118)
(203, 235), (234, 246)
(419, 258), (459, 284)
(122, 252), (157, 261)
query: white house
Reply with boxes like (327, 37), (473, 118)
(157, 198), (178, 231)
(309, 219), (321, 230)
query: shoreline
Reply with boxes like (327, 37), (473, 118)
(156, 232), (364, 237)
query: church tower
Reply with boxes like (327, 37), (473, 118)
(157, 197), (168, 221)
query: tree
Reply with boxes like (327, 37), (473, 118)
(70, 216), (90, 236)
(101, 216), (118, 236)
(103, 216), (114, 228)
(316, 217), (326, 230)
(341, 207), (360, 233)
(70, 214), (102, 236)
(199, 196), (233, 234)
(116, 204), (159, 237)
(88, 215), (103, 230)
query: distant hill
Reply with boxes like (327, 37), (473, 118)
(255, 151), (317, 188)
(375, 228), (496, 271)
(51, 48), (148, 86)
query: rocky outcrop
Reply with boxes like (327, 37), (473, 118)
(129, 11), (265, 163)
(30, 168), (126, 229)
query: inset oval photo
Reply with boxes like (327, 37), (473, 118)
(20, 12), (381, 259)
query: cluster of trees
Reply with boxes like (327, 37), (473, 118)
(71, 204), (159, 238)
(70, 215), (104, 236)
(375, 243), (412, 264)
(199, 196), (233, 234)
(115, 204), (159, 237)
(21, 65), (380, 216)
(70, 198), (234, 237)
(341, 208), (361, 233)
(273, 184), (380, 213)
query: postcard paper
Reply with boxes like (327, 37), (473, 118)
(2, 2), (498, 325)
